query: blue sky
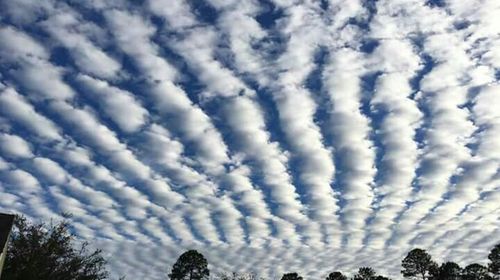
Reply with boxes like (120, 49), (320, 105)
(0, 0), (499, 279)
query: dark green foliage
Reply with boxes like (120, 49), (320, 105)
(430, 262), (461, 280)
(353, 267), (376, 280)
(2, 215), (108, 280)
(373, 276), (391, 280)
(326, 271), (347, 280)
(462, 263), (492, 280)
(280, 272), (303, 280)
(168, 250), (210, 280)
(489, 243), (500, 278)
(401, 249), (438, 280)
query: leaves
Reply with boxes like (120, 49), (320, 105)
(168, 250), (209, 280)
(326, 271), (347, 280)
(401, 249), (437, 280)
(489, 243), (500, 277)
(353, 267), (377, 280)
(2, 215), (108, 280)
(280, 272), (303, 280)
(462, 263), (492, 280)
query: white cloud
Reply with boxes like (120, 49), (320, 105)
(0, 27), (49, 61)
(361, 35), (423, 247)
(31, 157), (67, 184)
(0, 87), (62, 141)
(323, 47), (378, 249)
(222, 97), (306, 225)
(0, 156), (9, 170)
(40, 12), (122, 79)
(167, 27), (251, 98)
(0, 133), (33, 159)
(146, 0), (197, 29)
(0, 0), (499, 279)
(257, 2), (343, 247)
(105, 10), (230, 171)
(76, 74), (148, 133)
(0, 0), (55, 24)
(0, 27), (74, 101)
(104, 10), (177, 81)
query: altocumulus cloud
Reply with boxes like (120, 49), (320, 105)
(0, 0), (499, 279)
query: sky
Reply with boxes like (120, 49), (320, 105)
(0, 0), (499, 279)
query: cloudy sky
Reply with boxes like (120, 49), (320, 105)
(0, 0), (499, 279)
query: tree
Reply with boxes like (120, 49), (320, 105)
(169, 250), (209, 280)
(326, 271), (347, 280)
(374, 276), (392, 280)
(462, 263), (492, 280)
(353, 267), (376, 280)
(431, 262), (461, 280)
(2, 215), (109, 280)
(401, 249), (438, 280)
(489, 243), (500, 279)
(280, 272), (303, 280)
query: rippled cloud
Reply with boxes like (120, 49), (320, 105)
(0, 0), (499, 279)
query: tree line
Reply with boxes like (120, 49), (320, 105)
(2, 215), (499, 280)
(170, 245), (499, 280)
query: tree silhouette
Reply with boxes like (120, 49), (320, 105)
(430, 262), (461, 280)
(169, 250), (210, 280)
(280, 272), (303, 280)
(2, 215), (108, 280)
(462, 263), (492, 280)
(326, 271), (347, 280)
(489, 243), (500, 279)
(374, 276), (391, 280)
(401, 248), (437, 280)
(353, 267), (376, 280)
